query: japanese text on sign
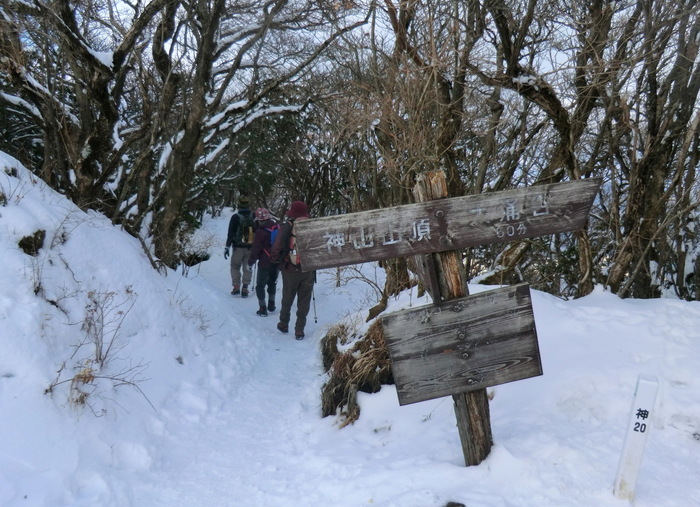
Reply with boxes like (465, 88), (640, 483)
(634, 408), (649, 433)
(323, 218), (433, 253)
(495, 196), (551, 239)
(320, 194), (554, 253)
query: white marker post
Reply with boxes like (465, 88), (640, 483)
(613, 374), (659, 501)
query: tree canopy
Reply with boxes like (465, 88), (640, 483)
(2, 0), (699, 300)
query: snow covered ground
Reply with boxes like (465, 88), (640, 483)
(1, 151), (699, 506)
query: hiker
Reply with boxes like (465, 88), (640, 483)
(270, 200), (315, 340)
(224, 196), (255, 297)
(247, 208), (280, 317)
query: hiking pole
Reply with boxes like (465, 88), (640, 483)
(312, 270), (318, 323)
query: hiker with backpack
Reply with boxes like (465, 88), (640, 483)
(270, 201), (315, 340)
(224, 196), (256, 297)
(247, 208), (280, 317)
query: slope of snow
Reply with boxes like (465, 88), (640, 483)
(1, 152), (699, 506)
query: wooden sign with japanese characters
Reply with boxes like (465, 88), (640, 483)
(294, 179), (600, 272)
(293, 176), (600, 467)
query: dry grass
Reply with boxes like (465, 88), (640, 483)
(320, 320), (394, 427)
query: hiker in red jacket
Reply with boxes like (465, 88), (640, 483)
(270, 201), (315, 340)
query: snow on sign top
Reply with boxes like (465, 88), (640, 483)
(294, 178), (601, 271)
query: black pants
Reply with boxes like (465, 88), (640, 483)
(255, 265), (279, 307)
(279, 269), (315, 335)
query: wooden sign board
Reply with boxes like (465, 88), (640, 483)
(381, 284), (542, 406)
(295, 178), (600, 272)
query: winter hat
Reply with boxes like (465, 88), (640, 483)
(254, 207), (271, 221)
(286, 201), (309, 219)
(238, 196), (251, 208)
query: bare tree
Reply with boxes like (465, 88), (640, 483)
(2, 0), (699, 296)
(601, 1), (700, 297)
(1, 0), (171, 208)
(1, 0), (370, 267)
(316, 0), (699, 300)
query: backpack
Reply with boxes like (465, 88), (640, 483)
(266, 223), (280, 247)
(288, 217), (308, 266)
(235, 213), (256, 247)
(263, 223), (280, 258)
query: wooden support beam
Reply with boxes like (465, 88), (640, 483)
(412, 170), (493, 466)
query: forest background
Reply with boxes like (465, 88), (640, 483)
(2, 0), (699, 302)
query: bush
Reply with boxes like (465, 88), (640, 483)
(320, 320), (394, 427)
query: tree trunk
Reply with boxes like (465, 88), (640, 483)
(367, 257), (413, 321)
(151, 0), (224, 268)
(574, 230), (595, 298)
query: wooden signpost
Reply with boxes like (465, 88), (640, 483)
(294, 178), (601, 272)
(295, 175), (601, 466)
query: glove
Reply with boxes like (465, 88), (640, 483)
(224, 247), (229, 260)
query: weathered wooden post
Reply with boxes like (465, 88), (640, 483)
(412, 170), (492, 465)
(292, 174), (600, 467)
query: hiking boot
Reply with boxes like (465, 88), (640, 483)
(267, 301), (275, 312)
(277, 322), (288, 334)
(295, 332), (305, 341)
(241, 285), (249, 298)
(231, 285), (240, 296)
(256, 306), (268, 317)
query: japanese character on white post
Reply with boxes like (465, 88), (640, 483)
(613, 374), (659, 501)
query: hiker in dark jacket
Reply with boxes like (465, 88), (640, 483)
(247, 208), (280, 316)
(270, 201), (315, 340)
(224, 196), (253, 297)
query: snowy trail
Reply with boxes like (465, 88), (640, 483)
(130, 213), (356, 506)
(129, 213), (469, 507)
(119, 243), (700, 507)
(136, 318), (328, 506)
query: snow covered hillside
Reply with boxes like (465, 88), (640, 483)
(1, 152), (699, 507)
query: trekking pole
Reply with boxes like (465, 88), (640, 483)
(312, 270), (318, 323)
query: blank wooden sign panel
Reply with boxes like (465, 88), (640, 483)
(382, 284), (542, 406)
